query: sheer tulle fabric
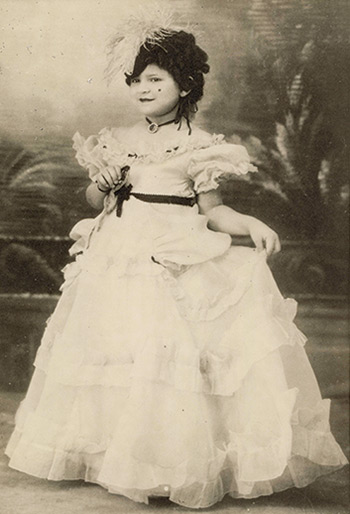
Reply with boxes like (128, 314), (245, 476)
(6, 232), (347, 508)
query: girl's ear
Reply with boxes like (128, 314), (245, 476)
(179, 90), (191, 97)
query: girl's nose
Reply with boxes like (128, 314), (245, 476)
(138, 81), (150, 94)
(141, 85), (150, 94)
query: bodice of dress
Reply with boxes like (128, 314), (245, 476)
(73, 123), (256, 196)
(71, 123), (257, 270)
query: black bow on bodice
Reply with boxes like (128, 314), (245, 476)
(115, 183), (133, 217)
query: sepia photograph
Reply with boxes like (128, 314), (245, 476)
(0, 0), (349, 513)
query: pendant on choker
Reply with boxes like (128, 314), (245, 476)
(148, 122), (159, 134)
(146, 117), (176, 134)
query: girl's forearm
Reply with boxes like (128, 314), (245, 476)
(205, 204), (256, 236)
(86, 182), (106, 210)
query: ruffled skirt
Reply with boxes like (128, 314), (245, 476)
(5, 207), (348, 509)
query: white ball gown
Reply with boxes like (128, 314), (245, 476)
(5, 123), (348, 509)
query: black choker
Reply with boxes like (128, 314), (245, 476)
(146, 117), (176, 134)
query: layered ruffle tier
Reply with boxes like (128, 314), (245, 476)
(6, 204), (348, 509)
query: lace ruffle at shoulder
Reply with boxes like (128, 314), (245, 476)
(188, 144), (258, 194)
(72, 129), (136, 180)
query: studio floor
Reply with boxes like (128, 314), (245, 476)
(0, 392), (348, 514)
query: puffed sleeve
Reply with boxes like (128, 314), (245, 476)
(188, 143), (257, 194)
(72, 127), (133, 180)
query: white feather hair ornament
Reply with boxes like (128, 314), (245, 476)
(105, 4), (187, 83)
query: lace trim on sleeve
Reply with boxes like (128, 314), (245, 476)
(188, 143), (257, 193)
(72, 128), (136, 180)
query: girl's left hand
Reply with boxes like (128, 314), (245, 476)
(248, 219), (281, 257)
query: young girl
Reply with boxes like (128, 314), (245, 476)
(6, 8), (347, 509)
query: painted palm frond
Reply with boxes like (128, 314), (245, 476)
(241, 0), (349, 238)
(0, 135), (90, 235)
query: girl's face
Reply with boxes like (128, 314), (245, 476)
(128, 64), (185, 122)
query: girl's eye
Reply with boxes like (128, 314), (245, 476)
(150, 78), (161, 82)
(131, 78), (140, 84)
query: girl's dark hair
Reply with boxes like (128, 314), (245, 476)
(125, 30), (210, 132)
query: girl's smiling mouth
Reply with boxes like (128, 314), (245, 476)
(139, 98), (154, 102)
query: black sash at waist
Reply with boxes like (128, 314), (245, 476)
(115, 184), (196, 217)
(131, 192), (197, 206)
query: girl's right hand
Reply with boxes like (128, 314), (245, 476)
(95, 165), (124, 193)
